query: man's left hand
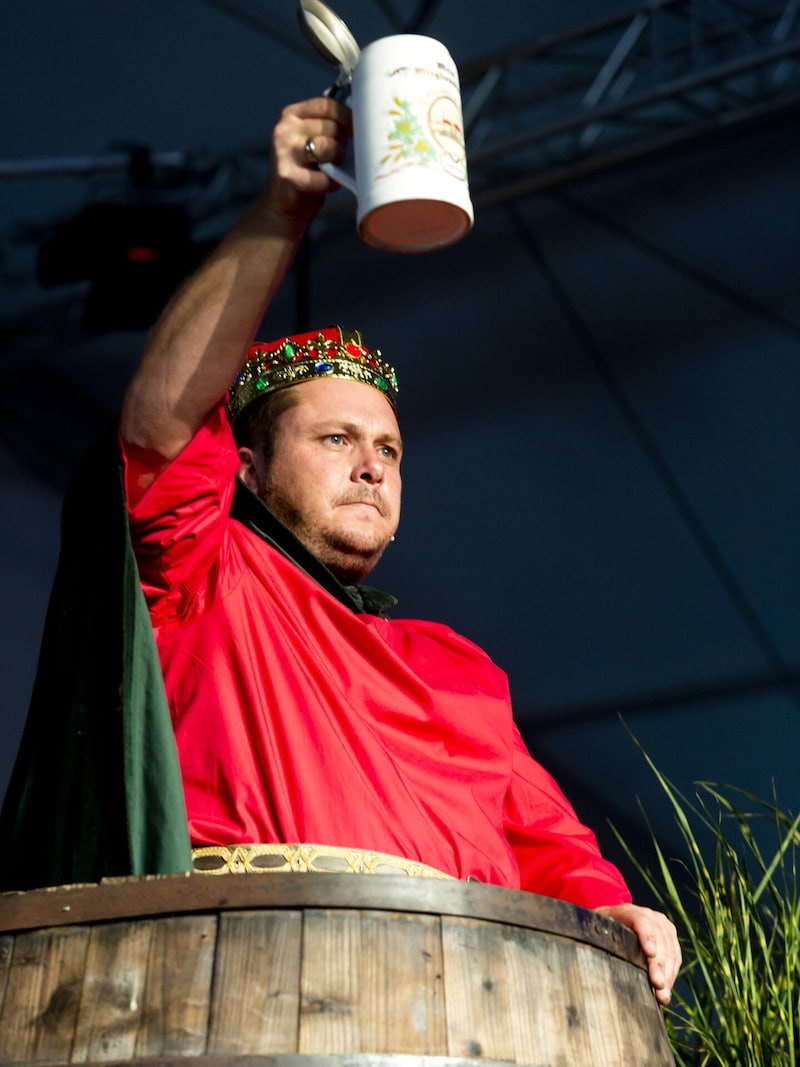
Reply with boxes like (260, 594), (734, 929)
(594, 903), (681, 1005)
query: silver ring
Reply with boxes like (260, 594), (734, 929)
(304, 137), (319, 165)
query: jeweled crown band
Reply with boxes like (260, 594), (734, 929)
(228, 326), (399, 423)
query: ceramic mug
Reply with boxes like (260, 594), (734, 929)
(322, 35), (474, 253)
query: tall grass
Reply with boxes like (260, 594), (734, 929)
(612, 750), (800, 1066)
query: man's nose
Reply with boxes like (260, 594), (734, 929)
(354, 450), (384, 483)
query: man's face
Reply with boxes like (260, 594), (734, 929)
(239, 377), (402, 584)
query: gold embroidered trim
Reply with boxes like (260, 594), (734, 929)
(191, 842), (454, 878)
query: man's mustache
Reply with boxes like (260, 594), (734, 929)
(335, 488), (389, 517)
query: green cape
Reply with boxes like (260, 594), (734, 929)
(0, 427), (191, 892)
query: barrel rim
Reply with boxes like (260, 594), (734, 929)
(0, 872), (644, 968)
(29, 1058), (554, 1067)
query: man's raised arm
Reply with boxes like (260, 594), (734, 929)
(120, 97), (351, 464)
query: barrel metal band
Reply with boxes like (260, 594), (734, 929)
(191, 843), (455, 879)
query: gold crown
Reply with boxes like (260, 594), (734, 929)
(228, 326), (399, 423)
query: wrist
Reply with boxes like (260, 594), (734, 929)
(242, 188), (317, 239)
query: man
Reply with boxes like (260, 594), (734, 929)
(8, 97), (680, 1001)
(122, 95), (679, 1000)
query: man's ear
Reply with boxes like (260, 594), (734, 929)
(237, 446), (261, 492)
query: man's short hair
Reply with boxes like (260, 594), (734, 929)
(232, 387), (301, 467)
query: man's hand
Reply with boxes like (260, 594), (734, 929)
(594, 903), (681, 1005)
(264, 97), (353, 224)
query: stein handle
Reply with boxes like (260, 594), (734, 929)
(320, 161), (357, 196)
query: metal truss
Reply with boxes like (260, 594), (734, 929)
(2, 2), (797, 222)
(460, 0), (800, 206)
(1, 0), (798, 345)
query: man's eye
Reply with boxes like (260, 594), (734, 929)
(326, 434), (344, 445)
(379, 445), (397, 459)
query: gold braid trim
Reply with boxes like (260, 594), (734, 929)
(191, 842), (454, 878)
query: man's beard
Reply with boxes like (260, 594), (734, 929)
(259, 481), (394, 585)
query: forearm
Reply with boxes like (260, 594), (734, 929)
(120, 97), (351, 464)
(121, 198), (304, 459)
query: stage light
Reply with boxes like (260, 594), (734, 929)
(37, 202), (200, 331)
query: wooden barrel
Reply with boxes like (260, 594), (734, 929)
(0, 874), (675, 1066)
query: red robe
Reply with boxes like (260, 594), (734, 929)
(124, 405), (631, 908)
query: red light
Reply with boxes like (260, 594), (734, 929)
(127, 245), (160, 262)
